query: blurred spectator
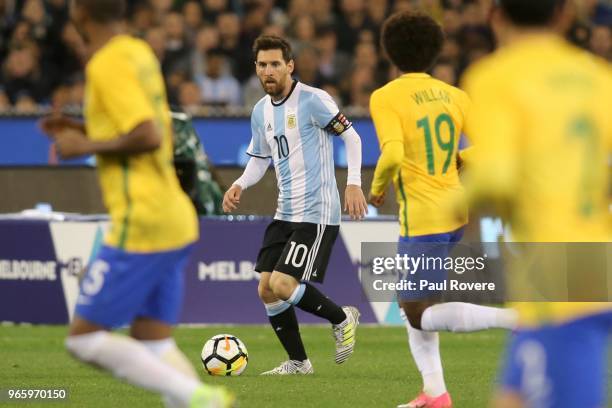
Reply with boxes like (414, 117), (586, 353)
(289, 14), (315, 54)
(346, 66), (375, 110)
(316, 26), (351, 84)
(287, 0), (310, 21)
(182, 1), (203, 37)
(294, 46), (324, 88)
(368, 0), (389, 29)
(130, 1), (154, 37)
(14, 92), (37, 113)
(336, 0), (375, 53)
(202, 0), (231, 25)
(2, 44), (47, 105)
(311, 0), (334, 26)
(163, 12), (191, 74)
(0, 89), (9, 110)
(590, 24), (611, 60)
(261, 23), (285, 38)
(191, 25), (220, 78)
(178, 81), (202, 112)
(216, 12), (243, 78)
(151, 0), (173, 22)
(145, 25), (166, 62)
(431, 60), (457, 85)
(195, 48), (241, 106)
(162, 11), (191, 101)
(21, 0), (47, 43)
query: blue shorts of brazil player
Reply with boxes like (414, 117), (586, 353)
(75, 244), (194, 328)
(396, 227), (464, 301)
(500, 311), (612, 408)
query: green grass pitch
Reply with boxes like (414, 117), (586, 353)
(0, 325), (507, 407)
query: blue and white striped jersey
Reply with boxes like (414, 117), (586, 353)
(247, 81), (352, 226)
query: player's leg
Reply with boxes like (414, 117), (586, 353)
(258, 271), (311, 375)
(396, 230), (457, 408)
(65, 245), (232, 408)
(268, 223), (360, 364)
(404, 227), (517, 332)
(255, 221), (311, 375)
(398, 300), (449, 408)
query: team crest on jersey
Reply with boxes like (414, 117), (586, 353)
(287, 114), (297, 129)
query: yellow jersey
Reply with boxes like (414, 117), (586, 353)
(462, 35), (612, 326)
(370, 73), (470, 237)
(84, 35), (198, 252)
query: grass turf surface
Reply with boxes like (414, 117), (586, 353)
(0, 325), (507, 407)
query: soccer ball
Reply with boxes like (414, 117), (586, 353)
(200, 334), (248, 376)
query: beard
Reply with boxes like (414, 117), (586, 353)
(260, 76), (287, 98)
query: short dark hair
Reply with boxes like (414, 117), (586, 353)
(497, 0), (565, 26)
(381, 11), (444, 73)
(75, 0), (126, 23)
(252, 35), (293, 63)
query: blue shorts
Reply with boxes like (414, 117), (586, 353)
(397, 227), (464, 301)
(500, 311), (612, 408)
(75, 244), (193, 328)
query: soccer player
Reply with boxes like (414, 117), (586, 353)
(368, 12), (517, 408)
(40, 1), (232, 407)
(462, 0), (612, 407)
(223, 35), (368, 375)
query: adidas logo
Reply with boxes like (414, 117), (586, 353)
(267, 123), (272, 132)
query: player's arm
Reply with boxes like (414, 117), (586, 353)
(369, 90), (404, 207)
(313, 92), (367, 220)
(338, 125), (368, 220)
(223, 156), (271, 213)
(47, 121), (161, 159)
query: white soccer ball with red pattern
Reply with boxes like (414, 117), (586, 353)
(200, 334), (248, 376)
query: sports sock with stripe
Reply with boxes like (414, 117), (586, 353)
(266, 302), (308, 361)
(289, 283), (346, 325)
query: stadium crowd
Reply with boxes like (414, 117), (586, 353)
(0, 0), (610, 114)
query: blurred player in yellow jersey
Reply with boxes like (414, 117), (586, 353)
(368, 11), (517, 408)
(40, 0), (232, 407)
(461, 0), (612, 407)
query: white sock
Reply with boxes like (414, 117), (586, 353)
(66, 332), (202, 407)
(405, 320), (447, 397)
(421, 302), (518, 332)
(140, 338), (199, 380)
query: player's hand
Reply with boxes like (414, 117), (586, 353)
(39, 114), (85, 135)
(53, 129), (93, 159)
(344, 185), (368, 220)
(223, 184), (243, 213)
(368, 191), (385, 208)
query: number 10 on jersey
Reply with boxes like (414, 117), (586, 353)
(274, 135), (290, 159)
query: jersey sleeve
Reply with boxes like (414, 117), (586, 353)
(87, 55), (156, 140)
(246, 111), (272, 158)
(310, 91), (353, 136)
(369, 89), (404, 148)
